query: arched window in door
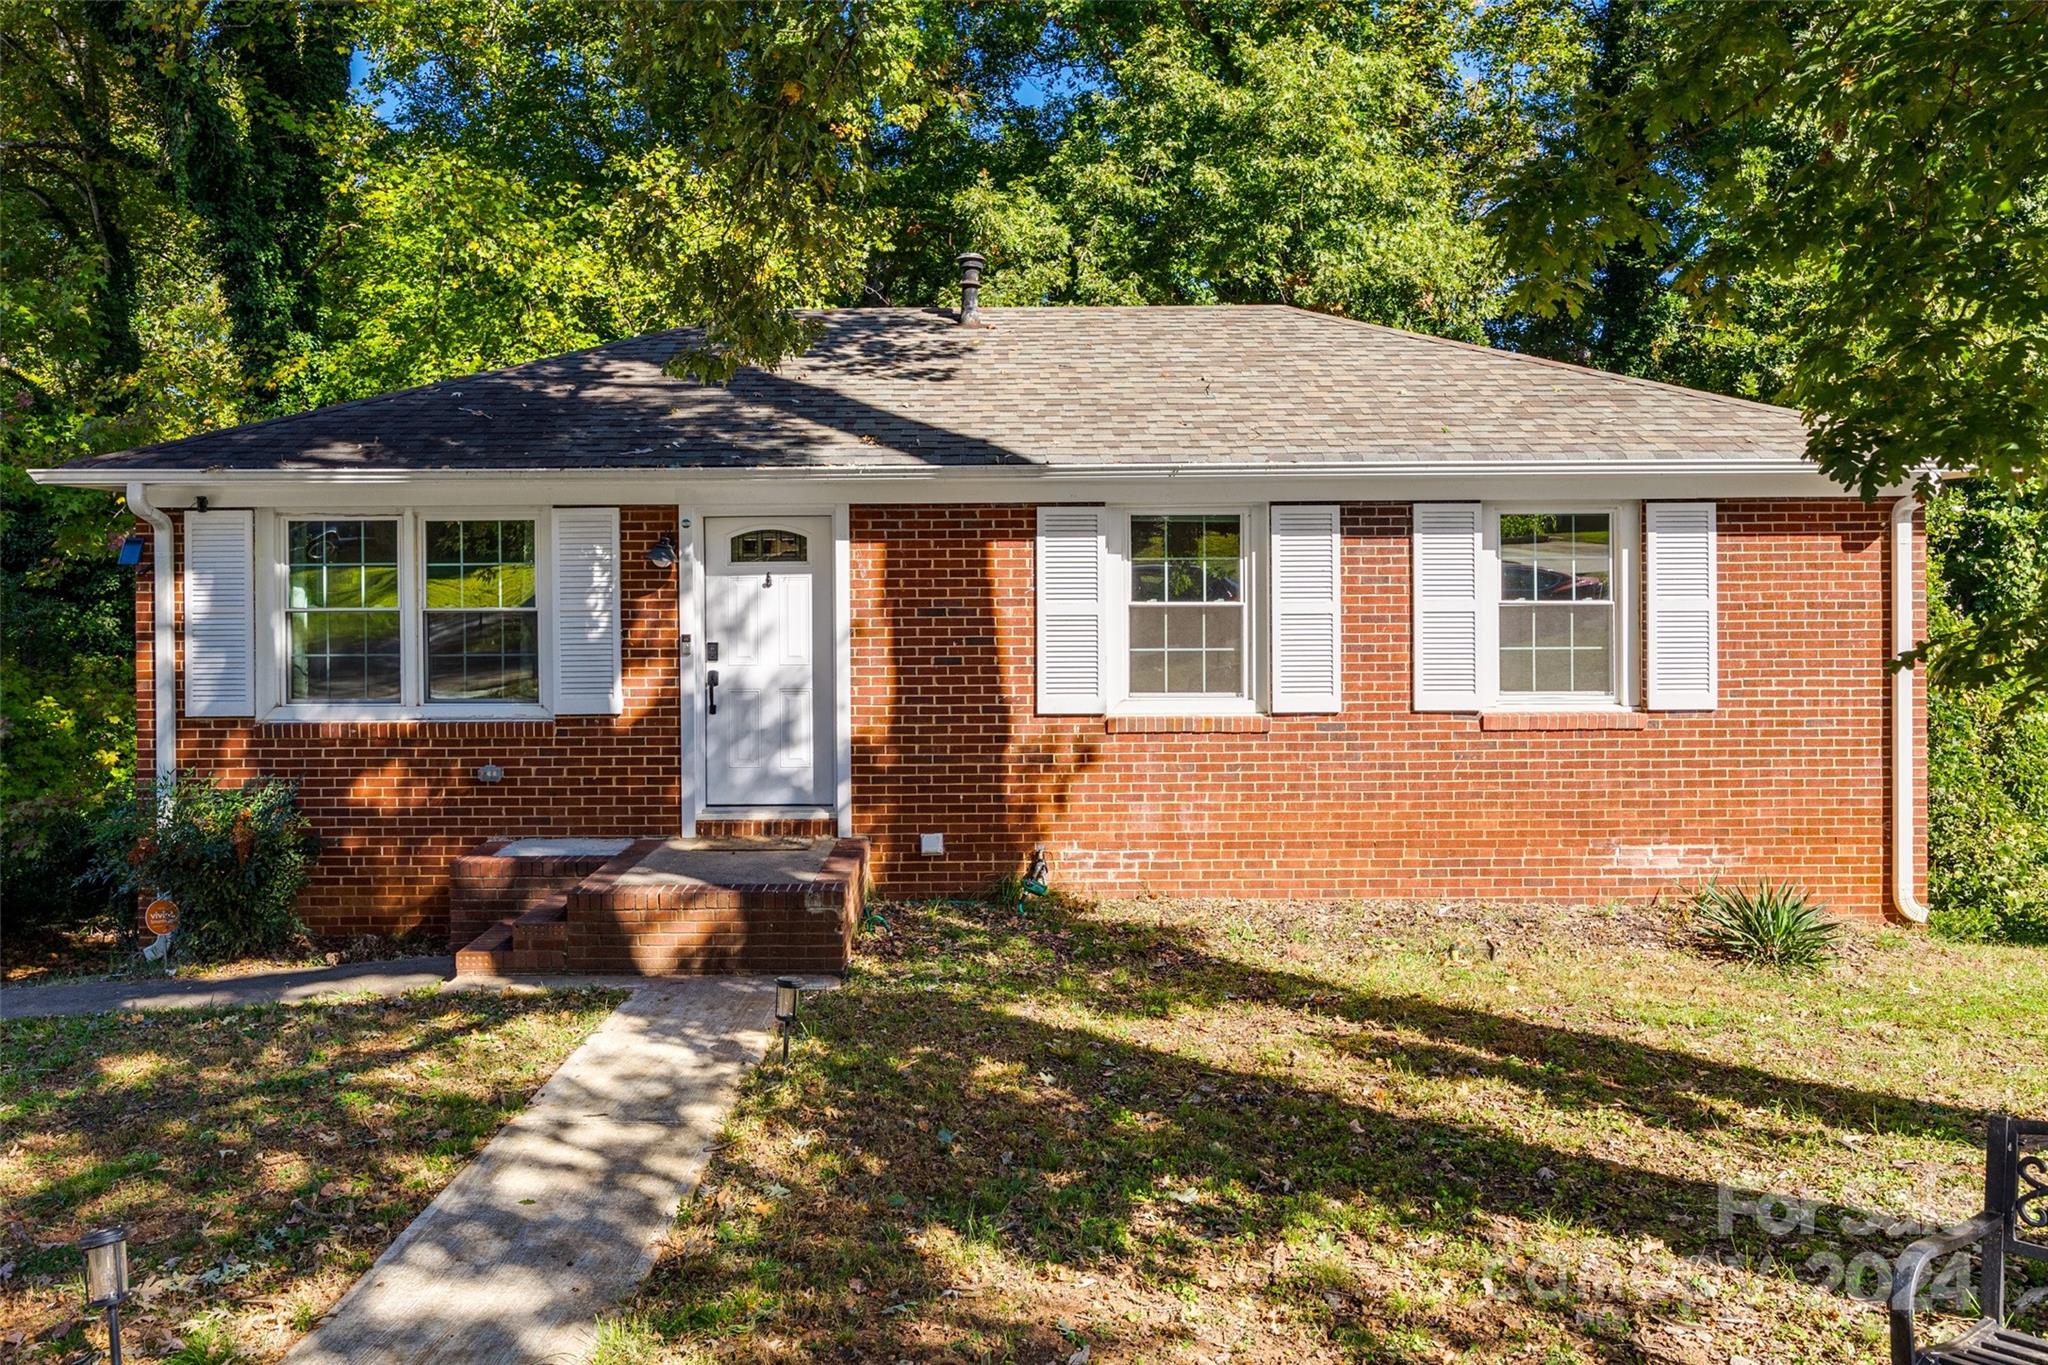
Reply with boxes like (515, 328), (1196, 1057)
(729, 529), (808, 563)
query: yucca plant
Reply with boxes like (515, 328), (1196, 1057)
(1691, 881), (1842, 972)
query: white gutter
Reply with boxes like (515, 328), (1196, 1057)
(126, 482), (177, 789)
(1892, 492), (1929, 923)
(36, 456), (1836, 486)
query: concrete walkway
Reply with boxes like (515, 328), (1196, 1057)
(283, 975), (780, 1365)
(0, 956), (454, 1019)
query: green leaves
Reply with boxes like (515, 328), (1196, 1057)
(89, 773), (320, 961)
(1924, 480), (2048, 943)
(1501, 0), (2048, 493)
(1494, 0), (2048, 692)
(1690, 881), (1842, 973)
(615, 0), (963, 380)
(1012, 26), (1494, 334)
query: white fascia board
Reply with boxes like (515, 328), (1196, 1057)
(38, 460), (1879, 505)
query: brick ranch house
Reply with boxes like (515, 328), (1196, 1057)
(35, 290), (1929, 968)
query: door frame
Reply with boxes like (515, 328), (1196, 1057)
(678, 500), (851, 837)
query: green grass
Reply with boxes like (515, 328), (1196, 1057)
(0, 987), (624, 1362)
(621, 895), (2048, 1363)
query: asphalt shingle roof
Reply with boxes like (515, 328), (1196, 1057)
(52, 306), (1810, 476)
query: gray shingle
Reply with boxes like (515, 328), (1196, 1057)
(50, 306), (1809, 475)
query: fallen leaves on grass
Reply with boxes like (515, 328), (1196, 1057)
(618, 895), (2048, 1364)
(0, 987), (623, 1362)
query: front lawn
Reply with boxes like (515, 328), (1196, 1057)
(618, 896), (2048, 1364)
(0, 986), (625, 1362)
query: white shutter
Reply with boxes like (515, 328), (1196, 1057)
(1412, 503), (1484, 712)
(552, 507), (622, 715)
(1035, 506), (1108, 715)
(1646, 501), (1718, 710)
(1270, 504), (1343, 713)
(183, 509), (255, 717)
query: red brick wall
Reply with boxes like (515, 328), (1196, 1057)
(849, 500), (1926, 918)
(139, 506), (682, 938)
(131, 497), (1924, 936)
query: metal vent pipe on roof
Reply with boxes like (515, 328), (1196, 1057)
(956, 251), (986, 326)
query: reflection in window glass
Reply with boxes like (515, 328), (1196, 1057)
(1129, 514), (1244, 695)
(731, 530), (808, 563)
(424, 520), (539, 701)
(1498, 512), (1613, 695)
(287, 520), (401, 702)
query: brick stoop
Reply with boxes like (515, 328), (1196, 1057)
(448, 841), (628, 951)
(454, 837), (867, 978)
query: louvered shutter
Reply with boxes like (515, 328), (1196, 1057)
(183, 509), (255, 717)
(1270, 504), (1343, 713)
(1412, 503), (1484, 712)
(1646, 501), (1717, 710)
(1035, 506), (1108, 714)
(552, 507), (622, 715)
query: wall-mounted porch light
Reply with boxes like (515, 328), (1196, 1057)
(646, 533), (678, 569)
(774, 977), (803, 1067)
(78, 1225), (130, 1364)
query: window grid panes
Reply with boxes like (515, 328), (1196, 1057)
(287, 519), (401, 703)
(1128, 514), (1244, 696)
(424, 520), (539, 702)
(730, 529), (807, 563)
(1498, 512), (1614, 696)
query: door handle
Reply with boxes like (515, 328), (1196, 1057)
(706, 669), (718, 716)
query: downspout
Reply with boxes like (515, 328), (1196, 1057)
(1891, 492), (1929, 923)
(126, 482), (176, 789)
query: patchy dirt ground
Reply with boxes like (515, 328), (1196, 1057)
(2, 920), (443, 988)
(607, 895), (2048, 1364)
(2, 917), (137, 985)
(0, 986), (624, 1362)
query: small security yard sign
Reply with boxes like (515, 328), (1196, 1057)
(144, 898), (180, 936)
(143, 897), (180, 960)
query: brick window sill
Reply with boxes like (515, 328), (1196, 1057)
(1479, 710), (1648, 732)
(1105, 714), (1272, 735)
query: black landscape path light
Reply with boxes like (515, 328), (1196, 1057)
(774, 977), (802, 1068)
(77, 1226), (130, 1364)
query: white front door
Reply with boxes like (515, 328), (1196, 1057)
(704, 518), (831, 807)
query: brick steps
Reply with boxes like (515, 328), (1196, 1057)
(453, 921), (513, 975)
(453, 836), (867, 978)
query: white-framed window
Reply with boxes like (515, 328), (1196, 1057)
(422, 518), (541, 702)
(1126, 512), (1247, 699)
(1109, 506), (1260, 714)
(1485, 503), (1636, 709)
(266, 509), (551, 719)
(285, 518), (403, 704)
(1037, 502), (1352, 719)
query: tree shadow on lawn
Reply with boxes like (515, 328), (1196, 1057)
(642, 900), (2002, 1362)
(0, 989), (624, 1319)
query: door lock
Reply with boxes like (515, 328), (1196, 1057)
(706, 641), (719, 662)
